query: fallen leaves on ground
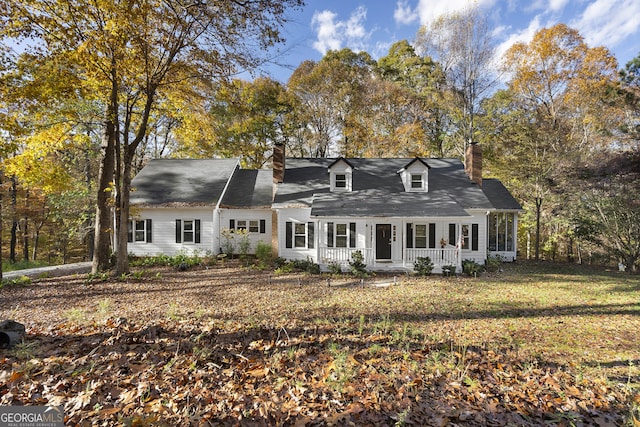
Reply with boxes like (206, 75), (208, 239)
(1, 263), (639, 426)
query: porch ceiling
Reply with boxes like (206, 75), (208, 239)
(310, 189), (471, 218)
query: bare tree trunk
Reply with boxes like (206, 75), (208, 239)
(0, 170), (3, 281)
(22, 215), (28, 262)
(85, 141), (94, 261)
(10, 175), (17, 264)
(115, 157), (133, 276)
(92, 66), (118, 274)
(535, 197), (542, 261)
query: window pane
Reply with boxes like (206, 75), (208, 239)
(497, 214), (506, 251)
(336, 223), (347, 235)
(237, 220), (247, 230)
(335, 174), (346, 188)
(415, 224), (427, 248)
(336, 236), (347, 247)
(249, 220), (259, 233)
(135, 220), (145, 242)
(461, 224), (469, 249)
(488, 214), (497, 251)
(183, 220), (194, 243)
(506, 213), (514, 251)
(295, 223), (306, 248)
(411, 174), (422, 188)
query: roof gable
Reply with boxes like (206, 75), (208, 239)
(328, 157), (355, 170)
(131, 158), (239, 206)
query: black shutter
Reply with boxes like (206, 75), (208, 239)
(472, 223), (479, 251)
(146, 219), (152, 243)
(308, 222), (315, 249)
(285, 222), (292, 248)
(229, 219), (235, 230)
(127, 220), (133, 243)
(195, 219), (201, 244)
(449, 223), (456, 245)
(429, 223), (436, 248)
(349, 223), (356, 248)
(406, 223), (413, 249)
(176, 219), (182, 243)
(260, 219), (266, 234)
(327, 222), (334, 247)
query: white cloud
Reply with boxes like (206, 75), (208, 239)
(548, 0), (570, 12)
(311, 6), (371, 55)
(311, 10), (341, 53)
(414, 0), (497, 26)
(394, 0), (418, 25)
(571, 0), (640, 49)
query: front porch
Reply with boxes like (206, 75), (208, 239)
(318, 247), (461, 273)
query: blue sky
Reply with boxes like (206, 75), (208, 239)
(262, 0), (640, 82)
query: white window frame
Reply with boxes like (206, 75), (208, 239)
(133, 220), (146, 242)
(411, 174), (423, 190)
(294, 223), (307, 248)
(414, 224), (427, 248)
(182, 219), (195, 243)
(461, 224), (470, 250)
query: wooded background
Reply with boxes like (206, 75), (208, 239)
(1, 3), (638, 277)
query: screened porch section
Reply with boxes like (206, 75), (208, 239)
(488, 212), (518, 261)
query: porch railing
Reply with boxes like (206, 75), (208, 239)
(318, 247), (459, 269)
(404, 248), (460, 268)
(319, 247), (374, 266)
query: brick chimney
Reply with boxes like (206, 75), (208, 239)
(464, 143), (482, 187)
(273, 143), (285, 184)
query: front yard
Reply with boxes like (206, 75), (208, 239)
(1, 261), (639, 425)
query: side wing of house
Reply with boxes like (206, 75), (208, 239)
(127, 207), (214, 256)
(129, 158), (239, 257)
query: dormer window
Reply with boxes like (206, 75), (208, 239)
(328, 158), (354, 192)
(398, 158), (430, 192)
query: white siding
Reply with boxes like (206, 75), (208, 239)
(277, 208), (316, 261)
(128, 207), (214, 256)
(218, 209), (272, 254)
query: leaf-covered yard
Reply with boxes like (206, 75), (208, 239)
(1, 262), (639, 426)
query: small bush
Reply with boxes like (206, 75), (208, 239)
(413, 256), (434, 276)
(292, 258), (320, 274)
(442, 265), (457, 277)
(349, 250), (367, 277)
(273, 257), (287, 269)
(328, 261), (343, 275)
(255, 242), (273, 265)
(462, 259), (484, 277)
(485, 254), (503, 272)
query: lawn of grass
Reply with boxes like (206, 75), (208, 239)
(1, 260), (638, 425)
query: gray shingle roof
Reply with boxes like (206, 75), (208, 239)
(310, 190), (470, 217)
(481, 179), (523, 210)
(131, 158), (239, 206)
(274, 157), (496, 217)
(221, 169), (273, 208)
